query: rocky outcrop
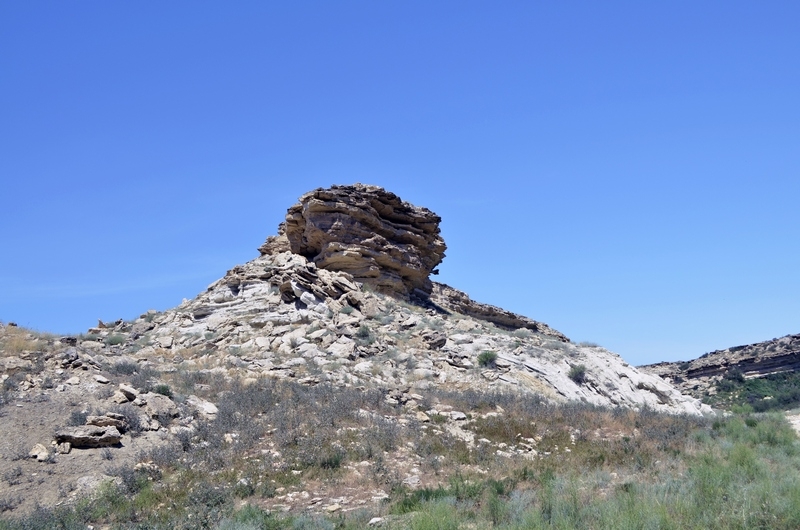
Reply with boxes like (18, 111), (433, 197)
(113, 246), (709, 415)
(0, 186), (711, 419)
(430, 282), (568, 341)
(641, 333), (800, 395)
(259, 184), (446, 298)
(55, 425), (122, 448)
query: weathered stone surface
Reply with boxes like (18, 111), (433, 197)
(141, 392), (179, 422)
(29, 443), (50, 462)
(423, 331), (447, 350)
(55, 426), (122, 448)
(187, 395), (218, 417)
(86, 415), (125, 429)
(430, 282), (568, 340)
(260, 184), (446, 298)
(118, 384), (138, 401)
(1, 356), (33, 375)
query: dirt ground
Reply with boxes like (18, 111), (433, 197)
(0, 381), (168, 516)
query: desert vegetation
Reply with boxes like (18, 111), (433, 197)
(707, 369), (800, 413)
(2, 372), (799, 529)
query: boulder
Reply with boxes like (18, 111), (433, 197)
(1, 356), (33, 375)
(55, 426), (122, 448)
(118, 384), (138, 401)
(187, 395), (218, 418)
(29, 443), (50, 462)
(141, 392), (179, 423)
(86, 415), (126, 429)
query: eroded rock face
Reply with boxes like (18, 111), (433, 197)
(430, 282), (569, 341)
(642, 333), (800, 396)
(259, 184), (446, 298)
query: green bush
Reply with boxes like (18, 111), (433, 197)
(104, 334), (126, 346)
(355, 324), (370, 339)
(568, 364), (587, 384)
(477, 351), (497, 368)
(154, 384), (173, 398)
(67, 409), (90, 426)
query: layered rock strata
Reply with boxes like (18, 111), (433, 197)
(641, 333), (800, 395)
(260, 184), (446, 298)
(430, 283), (568, 341)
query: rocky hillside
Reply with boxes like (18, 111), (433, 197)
(641, 333), (800, 398)
(68, 183), (706, 415)
(0, 184), (712, 518)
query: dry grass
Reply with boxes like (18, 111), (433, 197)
(0, 325), (55, 357)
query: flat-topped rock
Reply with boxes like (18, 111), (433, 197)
(55, 426), (122, 448)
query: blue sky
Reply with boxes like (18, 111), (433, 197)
(2, 2), (799, 365)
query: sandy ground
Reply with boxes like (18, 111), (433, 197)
(785, 411), (800, 436)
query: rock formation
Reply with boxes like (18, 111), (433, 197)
(642, 333), (800, 395)
(259, 184), (446, 299)
(0, 185), (717, 517)
(55, 425), (122, 448)
(430, 283), (568, 341)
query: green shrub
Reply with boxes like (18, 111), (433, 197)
(154, 384), (173, 398)
(568, 364), (587, 384)
(355, 324), (374, 346)
(477, 351), (497, 368)
(104, 334), (126, 346)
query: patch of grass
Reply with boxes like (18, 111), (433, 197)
(0, 326), (48, 356)
(108, 361), (138, 376)
(5, 362), (800, 530)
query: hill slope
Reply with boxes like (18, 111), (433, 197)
(0, 184), (712, 520)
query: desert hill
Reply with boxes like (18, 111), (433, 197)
(1, 184), (717, 523)
(49, 184), (705, 414)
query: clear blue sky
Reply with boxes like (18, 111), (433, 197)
(2, 2), (799, 365)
